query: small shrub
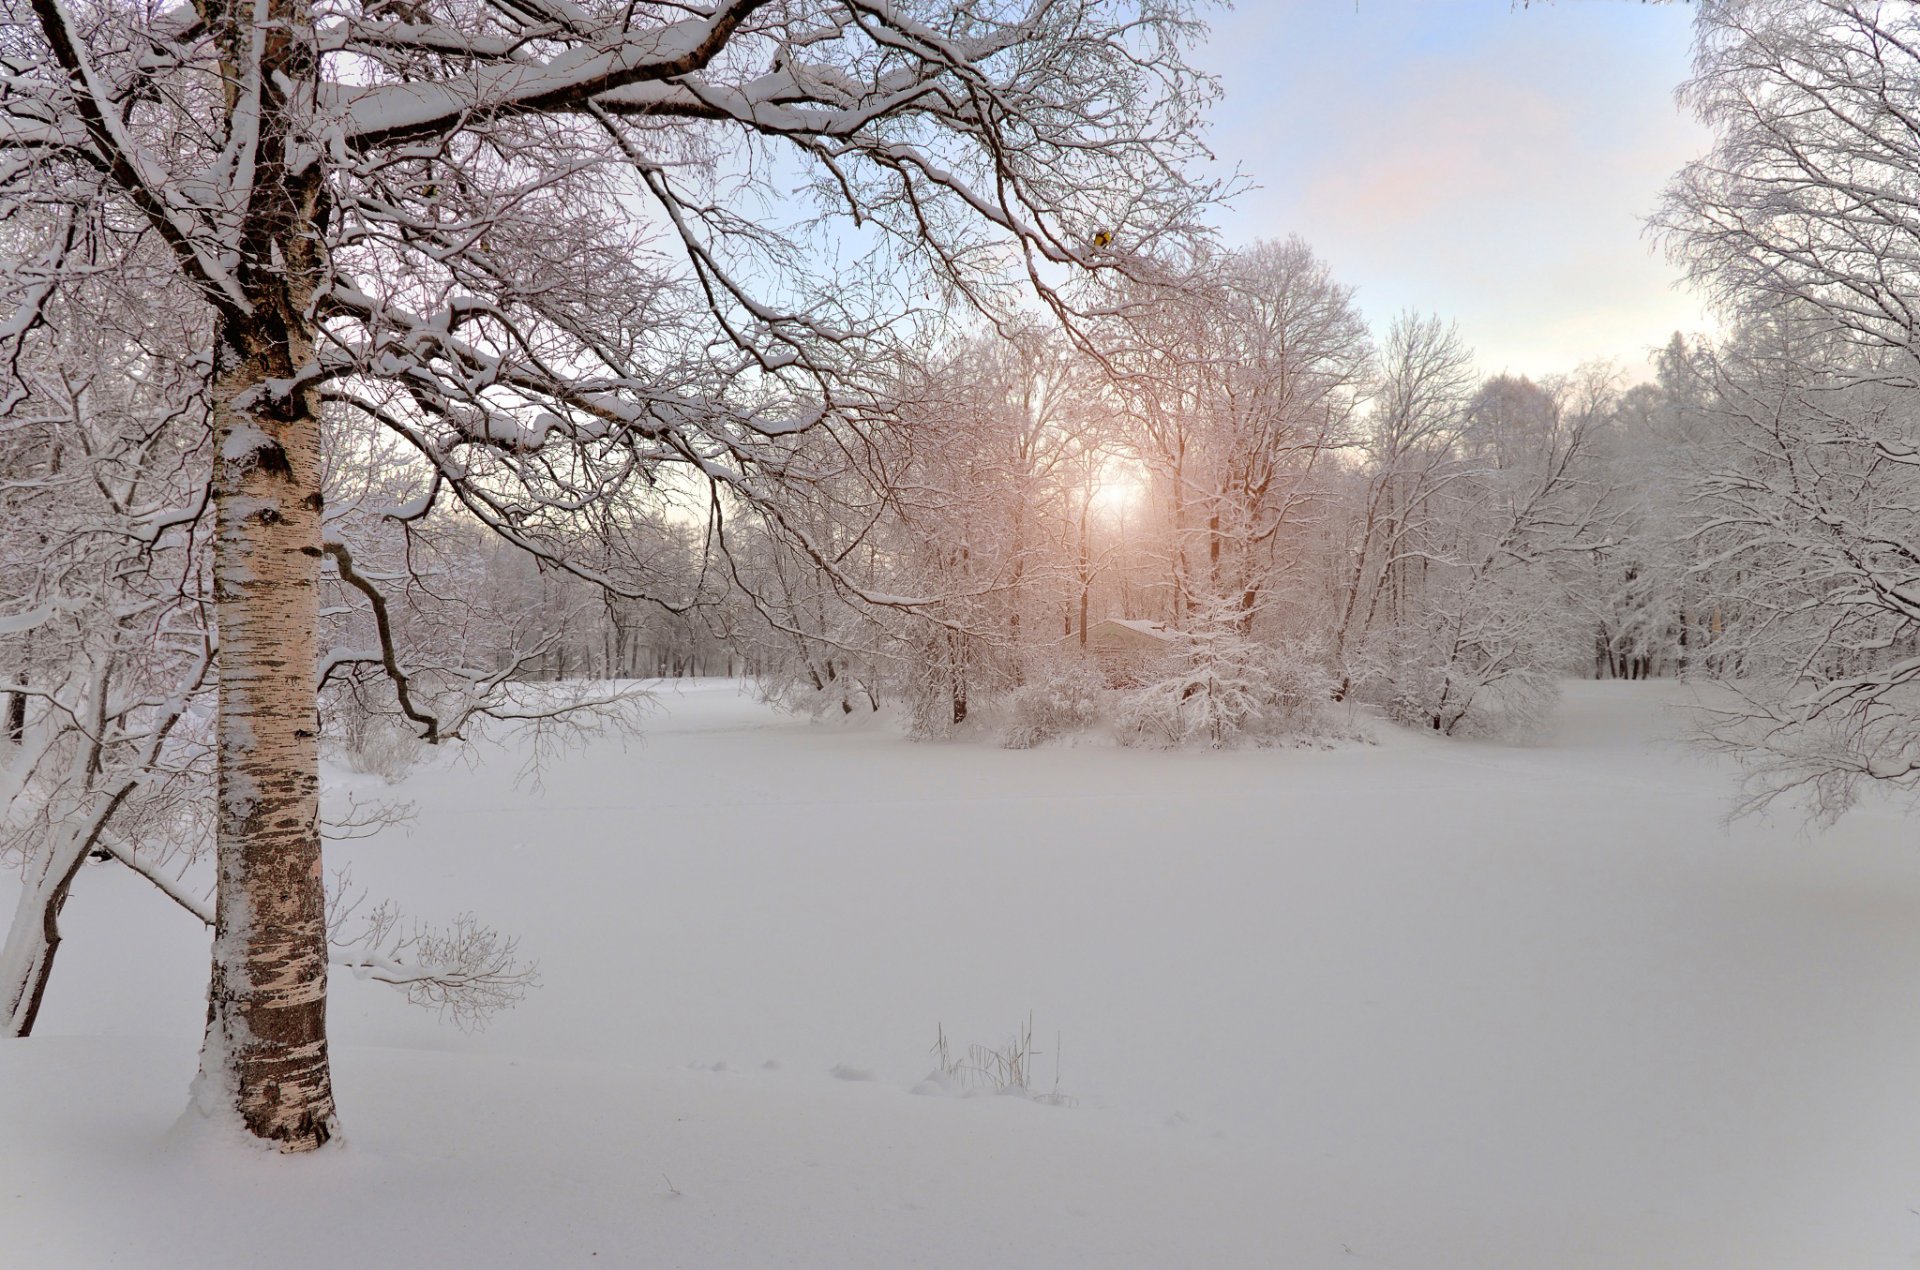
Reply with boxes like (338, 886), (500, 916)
(1375, 644), (1560, 740)
(338, 712), (425, 782)
(755, 659), (880, 720)
(1002, 661), (1108, 748)
(1443, 667), (1560, 740)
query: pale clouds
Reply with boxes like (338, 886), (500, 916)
(1202, 2), (1717, 380)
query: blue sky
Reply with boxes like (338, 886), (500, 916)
(1197, 1), (1712, 380)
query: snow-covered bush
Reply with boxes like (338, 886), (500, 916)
(756, 654), (883, 720)
(1113, 614), (1342, 749)
(1382, 657), (1560, 740)
(1002, 662), (1109, 748)
(1370, 570), (1571, 740)
(898, 621), (1009, 740)
(333, 710), (426, 784)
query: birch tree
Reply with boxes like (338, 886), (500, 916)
(0, 252), (543, 1043)
(0, 0), (1217, 1147)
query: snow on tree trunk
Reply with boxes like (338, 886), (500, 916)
(0, 828), (84, 1037)
(1, 663), (115, 1038)
(0, 800), (110, 1038)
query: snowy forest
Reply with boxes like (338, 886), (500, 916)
(7, 1), (1920, 1267)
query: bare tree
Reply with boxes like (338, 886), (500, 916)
(1661, 0), (1920, 384)
(0, 238), (214, 1037)
(877, 327), (1099, 729)
(1668, 321), (1920, 818)
(1574, 379), (1693, 682)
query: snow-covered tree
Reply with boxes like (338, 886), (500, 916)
(0, 245), (214, 1036)
(1112, 239), (1371, 628)
(0, 0), (1219, 1147)
(1112, 601), (1338, 749)
(1661, 0), (1920, 379)
(879, 327), (1100, 730)
(1330, 312), (1476, 698)
(1367, 369), (1617, 737)
(1573, 378), (1694, 681)
(1656, 0), (1920, 815)
(1666, 321), (1920, 817)
(0, 263), (550, 1041)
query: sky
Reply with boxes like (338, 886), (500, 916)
(1198, 1), (1715, 381)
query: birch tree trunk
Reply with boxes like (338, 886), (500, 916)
(196, 317), (337, 1149)
(187, 0), (338, 1150)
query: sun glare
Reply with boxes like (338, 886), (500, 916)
(1087, 457), (1150, 517)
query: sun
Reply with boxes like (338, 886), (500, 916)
(1087, 456), (1150, 517)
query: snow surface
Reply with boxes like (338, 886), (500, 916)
(7, 680), (1920, 1268)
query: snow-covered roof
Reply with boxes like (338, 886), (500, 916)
(1094, 618), (1176, 641)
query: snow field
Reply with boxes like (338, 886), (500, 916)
(6, 679), (1920, 1268)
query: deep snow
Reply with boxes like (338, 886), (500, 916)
(6, 680), (1920, 1268)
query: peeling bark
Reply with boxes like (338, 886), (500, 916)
(164, 0), (342, 1153)
(199, 332), (337, 1150)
